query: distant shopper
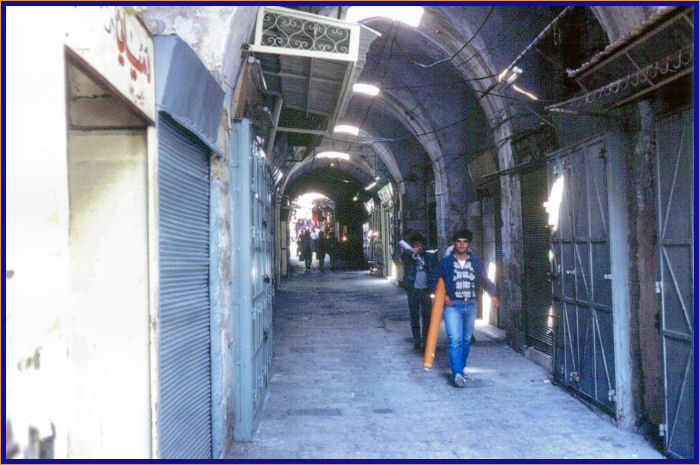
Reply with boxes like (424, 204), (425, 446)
(432, 229), (499, 387)
(300, 230), (313, 272)
(400, 233), (437, 351)
(316, 230), (327, 271)
(327, 231), (340, 271)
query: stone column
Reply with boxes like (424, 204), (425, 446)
(495, 126), (526, 350)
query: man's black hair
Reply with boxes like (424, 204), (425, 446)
(451, 229), (473, 243)
(409, 232), (425, 245)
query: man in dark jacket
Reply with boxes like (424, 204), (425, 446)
(400, 233), (437, 350)
(300, 230), (313, 272)
(327, 231), (340, 270)
(432, 229), (499, 387)
(316, 230), (327, 271)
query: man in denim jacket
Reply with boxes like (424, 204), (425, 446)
(432, 229), (499, 387)
(400, 233), (438, 350)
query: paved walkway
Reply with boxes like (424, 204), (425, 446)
(227, 266), (664, 460)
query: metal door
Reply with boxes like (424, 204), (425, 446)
(231, 119), (275, 440)
(521, 167), (553, 353)
(549, 137), (615, 414)
(655, 109), (694, 459)
(158, 115), (212, 458)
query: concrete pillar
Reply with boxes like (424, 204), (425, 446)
(628, 101), (663, 426)
(209, 154), (234, 458)
(607, 127), (635, 428)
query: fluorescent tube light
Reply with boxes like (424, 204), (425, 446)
(334, 125), (360, 136)
(497, 66), (522, 84)
(512, 84), (538, 101)
(346, 6), (424, 27)
(353, 83), (380, 96)
(364, 181), (377, 191)
(317, 151), (350, 160)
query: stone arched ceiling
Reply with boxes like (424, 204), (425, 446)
(283, 167), (364, 204)
(140, 4), (670, 235)
(281, 150), (376, 197)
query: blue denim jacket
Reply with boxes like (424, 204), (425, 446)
(431, 253), (498, 299)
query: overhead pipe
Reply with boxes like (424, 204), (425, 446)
(265, 93), (283, 158)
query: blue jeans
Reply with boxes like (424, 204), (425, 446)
(444, 300), (477, 376)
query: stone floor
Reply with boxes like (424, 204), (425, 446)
(226, 263), (665, 460)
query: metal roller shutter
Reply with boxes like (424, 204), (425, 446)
(158, 115), (212, 459)
(521, 167), (553, 353)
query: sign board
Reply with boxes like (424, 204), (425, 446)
(377, 183), (394, 205)
(64, 6), (155, 122)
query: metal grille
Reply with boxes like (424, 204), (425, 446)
(549, 137), (616, 414)
(521, 167), (553, 353)
(158, 115), (212, 459)
(261, 10), (351, 55)
(655, 108), (694, 459)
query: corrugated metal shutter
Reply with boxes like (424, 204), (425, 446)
(158, 115), (212, 459)
(521, 167), (552, 353)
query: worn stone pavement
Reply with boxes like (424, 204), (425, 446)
(227, 264), (664, 460)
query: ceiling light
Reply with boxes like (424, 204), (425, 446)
(342, 179), (350, 183)
(317, 151), (350, 160)
(334, 124), (360, 136)
(346, 6), (424, 27)
(512, 84), (538, 101)
(364, 181), (377, 191)
(374, 175), (380, 181)
(352, 195), (359, 202)
(497, 66), (523, 84)
(330, 163), (335, 167)
(353, 83), (380, 96)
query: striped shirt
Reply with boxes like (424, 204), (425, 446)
(453, 256), (477, 299)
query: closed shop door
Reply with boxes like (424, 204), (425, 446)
(548, 137), (615, 414)
(251, 136), (274, 427)
(655, 108), (694, 459)
(232, 119), (274, 440)
(158, 115), (212, 458)
(521, 167), (552, 354)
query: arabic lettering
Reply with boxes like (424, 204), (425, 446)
(114, 8), (152, 83)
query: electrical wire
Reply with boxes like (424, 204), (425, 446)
(408, 6), (495, 69)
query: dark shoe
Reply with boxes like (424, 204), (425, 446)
(413, 341), (422, 351)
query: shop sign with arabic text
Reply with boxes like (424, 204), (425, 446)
(65, 6), (155, 122)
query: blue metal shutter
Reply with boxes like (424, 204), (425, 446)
(655, 108), (694, 459)
(231, 119), (275, 441)
(549, 137), (615, 415)
(158, 114), (212, 459)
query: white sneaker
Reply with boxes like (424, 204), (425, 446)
(454, 373), (466, 387)
(462, 367), (469, 378)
